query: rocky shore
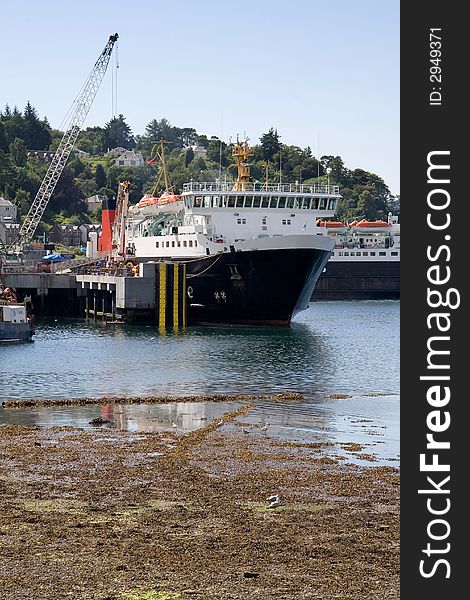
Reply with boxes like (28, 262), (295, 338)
(0, 403), (399, 599)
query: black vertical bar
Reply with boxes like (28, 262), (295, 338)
(401, 3), (465, 597)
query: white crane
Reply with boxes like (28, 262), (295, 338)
(9, 33), (119, 253)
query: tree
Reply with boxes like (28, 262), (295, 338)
(0, 122), (8, 152)
(9, 138), (27, 167)
(23, 102), (51, 149)
(77, 126), (105, 154)
(47, 166), (86, 216)
(260, 128), (281, 161)
(95, 163), (106, 188)
(102, 115), (135, 150)
(184, 147), (194, 167)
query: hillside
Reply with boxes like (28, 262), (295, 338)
(0, 103), (399, 237)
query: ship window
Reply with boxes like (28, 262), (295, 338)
(302, 198), (311, 209)
(344, 252), (350, 256)
(204, 196), (211, 207)
(261, 217), (267, 225)
(189, 240), (193, 247)
(391, 251), (398, 256)
(363, 252), (368, 256)
(194, 196), (202, 207)
(236, 196), (244, 208)
(261, 196), (270, 208)
(319, 198), (327, 209)
(155, 241), (159, 248)
(183, 240), (187, 247)
(270, 197), (278, 208)
(166, 241), (170, 247)
(379, 251), (386, 256)
(212, 196), (220, 207)
(281, 219), (291, 225)
(253, 196), (261, 208)
(237, 218), (247, 225)
(244, 196), (253, 208)
(286, 198), (295, 209)
(227, 196), (236, 207)
(311, 198), (319, 209)
(328, 199), (336, 210)
(172, 241), (175, 247)
(177, 241), (181, 247)
(370, 251), (376, 256)
(278, 197), (286, 208)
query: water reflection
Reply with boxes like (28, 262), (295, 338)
(0, 303), (399, 464)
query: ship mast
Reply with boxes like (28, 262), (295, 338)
(149, 140), (174, 195)
(232, 137), (252, 191)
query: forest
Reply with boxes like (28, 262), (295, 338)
(0, 103), (399, 236)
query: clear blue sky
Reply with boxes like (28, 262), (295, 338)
(2, 0), (399, 194)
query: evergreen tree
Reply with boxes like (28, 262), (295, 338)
(95, 163), (106, 188)
(184, 147), (194, 167)
(102, 115), (135, 151)
(260, 128), (281, 162)
(9, 138), (27, 167)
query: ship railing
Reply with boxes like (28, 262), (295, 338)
(182, 181), (340, 195)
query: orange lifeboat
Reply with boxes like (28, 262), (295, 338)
(352, 219), (392, 233)
(316, 219), (347, 233)
(355, 219), (390, 228)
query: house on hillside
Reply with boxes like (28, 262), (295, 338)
(105, 147), (129, 158)
(114, 150), (144, 167)
(72, 147), (90, 158)
(0, 222), (20, 246)
(26, 150), (54, 162)
(0, 197), (18, 223)
(50, 224), (82, 247)
(191, 145), (208, 159)
(79, 223), (101, 245)
(85, 194), (107, 212)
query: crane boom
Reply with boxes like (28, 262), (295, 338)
(111, 181), (130, 260)
(11, 33), (119, 252)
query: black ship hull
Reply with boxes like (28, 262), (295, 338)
(185, 247), (331, 325)
(313, 260), (400, 300)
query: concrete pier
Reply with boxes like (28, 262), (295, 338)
(3, 261), (187, 325)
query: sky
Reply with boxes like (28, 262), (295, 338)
(1, 0), (399, 194)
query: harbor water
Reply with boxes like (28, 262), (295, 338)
(0, 301), (399, 465)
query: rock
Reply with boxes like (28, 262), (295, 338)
(89, 417), (111, 426)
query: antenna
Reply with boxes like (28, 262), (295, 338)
(218, 111), (224, 179)
(317, 133), (320, 179)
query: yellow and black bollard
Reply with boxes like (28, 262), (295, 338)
(156, 262), (186, 331)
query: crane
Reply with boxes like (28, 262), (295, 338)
(110, 180), (130, 261)
(8, 33), (119, 254)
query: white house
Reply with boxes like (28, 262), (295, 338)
(114, 150), (145, 167)
(0, 197), (18, 223)
(191, 145), (208, 159)
(106, 147), (129, 158)
(85, 194), (107, 212)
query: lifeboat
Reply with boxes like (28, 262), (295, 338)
(351, 219), (391, 233)
(134, 191), (184, 216)
(316, 219), (347, 234)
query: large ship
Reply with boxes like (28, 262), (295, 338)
(314, 214), (400, 299)
(124, 140), (340, 325)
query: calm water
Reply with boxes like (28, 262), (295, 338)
(1, 302), (399, 464)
